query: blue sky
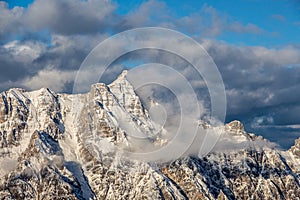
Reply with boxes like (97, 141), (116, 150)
(6, 0), (33, 8)
(114, 0), (300, 46)
(1, 0), (300, 149)
(5, 0), (300, 46)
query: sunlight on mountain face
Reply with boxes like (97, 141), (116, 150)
(0, 0), (299, 199)
(0, 73), (299, 199)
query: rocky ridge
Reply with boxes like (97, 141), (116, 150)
(0, 71), (299, 199)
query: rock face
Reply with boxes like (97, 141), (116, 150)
(0, 71), (299, 199)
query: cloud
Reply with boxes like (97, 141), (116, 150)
(0, 2), (24, 40)
(0, 0), (119, 91)
(203, 40), (300, 112)
(25, 0), (116, 35)
(251, 116), (274, 128)
(22, 69), (76, 91)
(271, 14), (286, 22)
(201, 40), (300, 148)
(174, 4), (264, 36)
(0, 40), (44, 87)
(120, 0), (170, 28)
(3, 40), (45, 62)
(294, 21), (300, 26)
(0, 0), (117, 38)
(118, 2), (265, 37)
(229, 22), (263, 34)
(0, 0), (271, 42)
(0, 33), (110, 91)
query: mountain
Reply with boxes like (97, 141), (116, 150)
(0, 71), (299, 199)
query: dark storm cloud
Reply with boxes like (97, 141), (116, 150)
(202, 40), (300, 148)
(204, 41), (300, 113)
(0, 39), (47, 90)
(0, 49), (26, 82)
(0, 33), (109, 91)
(33, 37), (87, 71)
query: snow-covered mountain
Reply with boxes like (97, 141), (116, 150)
(0, 71), (299, 199)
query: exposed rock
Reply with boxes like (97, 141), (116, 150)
(0, 71), (299, 199)
(290, 138), (300, 157)
(226, 120), (245, 132)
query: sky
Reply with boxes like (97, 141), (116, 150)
(0, 0), (300, 149)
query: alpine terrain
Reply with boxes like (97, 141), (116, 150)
(0, 71), (299, 200)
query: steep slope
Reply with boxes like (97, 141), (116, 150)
(0, 71), (299, 199)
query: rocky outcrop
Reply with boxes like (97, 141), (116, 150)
(290, 138), (300, 157)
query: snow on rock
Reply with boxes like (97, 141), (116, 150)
(290, 138), (300, 157)
(0, 71), (299, 199)
(225, 120), (244, 132)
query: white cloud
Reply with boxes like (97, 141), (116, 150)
(3, 40), (45, 62)
(229, 22), (263, 34)
(22, 69), (76, 92)
(0, 2), (24, 38)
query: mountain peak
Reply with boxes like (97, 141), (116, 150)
(32, 87), (58, 98)
(226, 120), (245, 132)
(108, 70), (132, 92)
(7, 88), (27, 93)
(119, 69), (128, 77)
(0, 77), (299, 199)
(289, 137), (300, 157)
(113, 70), (129, 83)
